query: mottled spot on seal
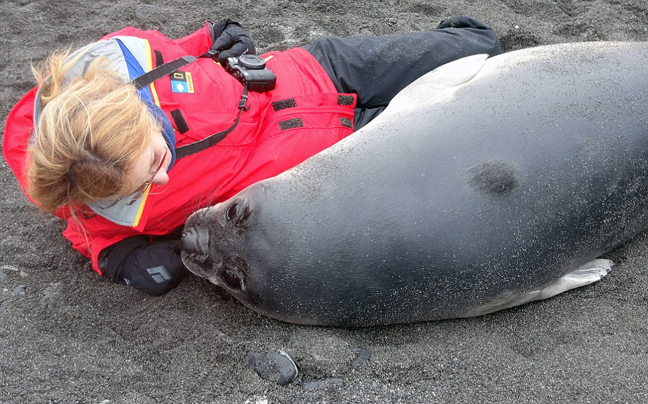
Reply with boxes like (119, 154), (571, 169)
(467, 160), (519, 196)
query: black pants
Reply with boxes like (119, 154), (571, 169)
(303, 16), (502, 130)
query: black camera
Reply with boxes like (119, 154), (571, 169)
(225, 54), (276, 92)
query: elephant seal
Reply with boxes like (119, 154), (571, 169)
(182, 42), (648, 326)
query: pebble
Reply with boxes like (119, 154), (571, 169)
(1, 265), (20, 272)
(12, 285), (26, 297)
(0, 300), (10, 314)
(245, 349), (299, 386)
(351, 348), (372, 368)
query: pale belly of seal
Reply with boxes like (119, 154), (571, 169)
(182, 42), (648, 326)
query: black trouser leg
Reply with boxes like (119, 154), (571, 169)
(303, 16), (502, 130)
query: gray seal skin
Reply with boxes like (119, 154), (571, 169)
(182, 42), (648, 326)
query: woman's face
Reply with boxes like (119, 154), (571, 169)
(122, 130), (171, 197)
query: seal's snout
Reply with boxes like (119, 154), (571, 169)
(181, 210), (211, 257)
(180, 215), (212, 271)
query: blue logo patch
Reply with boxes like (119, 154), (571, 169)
(170, 71), (194, 93)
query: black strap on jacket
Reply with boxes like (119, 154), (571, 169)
(131, 50), (248, 159)
(132, 55), (198, 90)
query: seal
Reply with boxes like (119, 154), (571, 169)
(182, 42), (648, 326)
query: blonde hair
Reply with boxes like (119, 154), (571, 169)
(27, 49), (160, 212)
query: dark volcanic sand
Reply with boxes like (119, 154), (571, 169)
(1, 1), (648, 403)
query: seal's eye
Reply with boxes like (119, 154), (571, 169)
(226, 203), (240, 221)
(223, 268), (242, 290)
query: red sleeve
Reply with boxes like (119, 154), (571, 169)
(3, 87), (38, 200)
(62, 218), (143, 275)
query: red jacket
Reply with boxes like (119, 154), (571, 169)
(3, 23), (356, 273)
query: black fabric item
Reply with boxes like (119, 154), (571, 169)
(99, 237), (186, 296)
(154, 50), (164, 67)
(132, 56), (196, 90)
(120, 239), (186, 296)
(303, 15), (502, 130)
(278, 118), (304, 130)
(272, 98), (297, 111)
(170, 109), (190, 134)
(209, 18), (256, 63)
(99, 235), (150, 283)
(353, 107), (386, 131)
(337, 95), (355, 106)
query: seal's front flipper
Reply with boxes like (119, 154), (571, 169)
(384, 53), (489, 115)
(464, 259), (613, 318)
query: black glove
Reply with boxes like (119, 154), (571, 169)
(99, 236), (186, 296)
(209, 18), (256, 63)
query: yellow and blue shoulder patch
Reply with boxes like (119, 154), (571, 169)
(170, 71), (194, 93)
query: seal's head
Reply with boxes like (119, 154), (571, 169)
(181, 182), (306, 321)
(181, 195), (254, 295)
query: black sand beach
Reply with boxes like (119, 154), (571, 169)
(2, 1), (648, 402)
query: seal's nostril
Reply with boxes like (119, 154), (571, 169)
(181, 228), (198, 252)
